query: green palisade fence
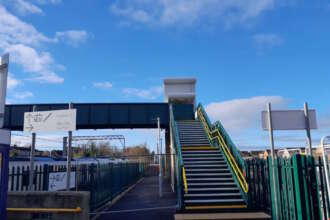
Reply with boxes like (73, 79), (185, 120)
(75, 162), (144, 211)
(246, 158), (271, 212)
(246, 155), (330, 219)
(268, 154), (326, 220)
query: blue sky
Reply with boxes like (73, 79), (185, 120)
(1, 0), (330, 152)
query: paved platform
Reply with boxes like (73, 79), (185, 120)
(96, 176), (177, 220)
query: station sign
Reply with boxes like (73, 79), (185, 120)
(24, 109), (76, 133)
(48, 171), (75, 191)
(262, 109), (317, 131)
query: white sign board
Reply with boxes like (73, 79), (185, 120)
(262, 110), (317, 131)
(24, 109), (76, 133)
(48, 171), (75, 191)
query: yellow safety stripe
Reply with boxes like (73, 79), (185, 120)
(182, 167), (188, 194)
(185, 204), (247, 210)
(198, 108), (248, 193)
(7, 207), (82, 213)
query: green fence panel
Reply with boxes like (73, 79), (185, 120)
(267, 155), (322, 220)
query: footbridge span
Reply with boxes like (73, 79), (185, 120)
(1, 78), (271, 219)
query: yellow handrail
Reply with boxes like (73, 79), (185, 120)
(6, 207), (82, 213)
(182, 167), (188, 194)
(198, 108), (248, 193)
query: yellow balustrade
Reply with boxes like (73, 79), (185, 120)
(197, 108), (248, 193)
(182, 167), (188, 194)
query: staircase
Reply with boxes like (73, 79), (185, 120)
(177, 120), (247, 210)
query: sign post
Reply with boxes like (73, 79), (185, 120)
(66, 103), (73, 191)
(304, 102), (312, 155)
(267, 103), (278, 219)
(28, 105), (37, 190)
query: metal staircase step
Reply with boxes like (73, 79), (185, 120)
(187, 182), (237, 187)
(182, 151), (219, 154)
(187, 178), (233, 181)
(180, 141), (210, 144)
(181, 143), (211, 146)
(187, 187), (240, 192)
(184, 193), (242, 197)
(180, 137), (207, 140)
(184, 161), (226, 164)
(182, 153), (222, 157)
(185, 169), (228, 172)
(184, 164), (227, 168)
(184, 199), (245, 204)
(182, 157), (224, 160)
(186, 173), (231, 177)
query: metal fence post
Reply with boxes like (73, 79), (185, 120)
(42, 164), (49, 191)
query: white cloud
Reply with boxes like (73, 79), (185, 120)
(35, 0), (62, 5)
(7, 73), (22, 89)
(0, 5), (52, 46)
(0, 5), (64, 83)
(253, 33), (283, 49)
(93, 81), (113, 90)
(5, 44), (64, 83)
(123, 86), (163, 100)
(110, 0), (278, 28)
(13, 91), (33, 99)
(12, 0), (43, 16)
(55, 30), (90, 47)
(205, 96), (288, 133)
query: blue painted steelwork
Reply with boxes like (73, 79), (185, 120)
(3, 103), (193, 131)
(0, 144), (9, 220)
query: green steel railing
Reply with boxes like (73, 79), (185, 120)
(169, 104), (184, 210)
(76, 162), (143, 211)
(197, 104), (248, 202)
(198, 104), (245, 171)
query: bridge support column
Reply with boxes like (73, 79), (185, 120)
(165, 129), (171, 179)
